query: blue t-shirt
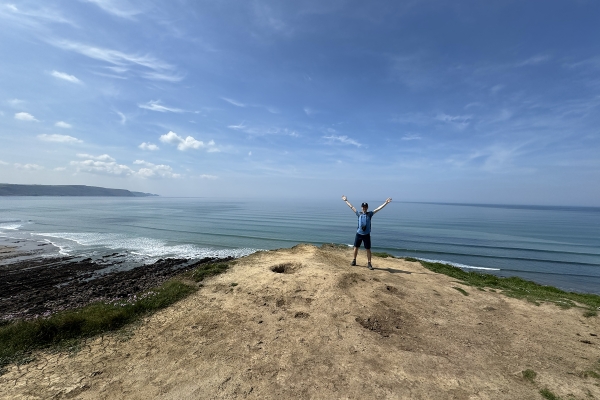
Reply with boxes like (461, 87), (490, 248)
(355, 211), (374, 235)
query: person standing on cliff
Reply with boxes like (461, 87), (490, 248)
(341, 196), (392, 270)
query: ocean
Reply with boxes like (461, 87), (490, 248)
(1, 197), (599, 294)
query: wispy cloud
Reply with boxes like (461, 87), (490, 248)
(227, 123), (298, 137)
(116, 111), (127, 124)
(14, 163), (44, 170)
(139, 100), (183, 113)
(82, 0), (142, 19)
(401, 134), (421, 141)
(197, 174), (218, 180)
(50, 40), (180, 82)
(323, 134), (362, 147)
(38, 134), (82, 143)
(515, 54), (551, 67)
(51, 70), (82, 84)
(221, 97), (246, 107)
(304, 107), (316, 116)
(14, 112), (38, 121)
(142, 71), (185, 82)
(139, 142), (159, 151)
(159, 131), (217, 151)
(7, 99), (24, 107)
(490, 84), (504, 94)
(0, 3), (75, 28)
(227, 122), (247, 130)
(435, 113), (472, 129)
(54, 121), (72, 128)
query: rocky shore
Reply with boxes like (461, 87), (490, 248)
(0, 238), (232, 321)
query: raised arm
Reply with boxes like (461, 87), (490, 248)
(341, 195), (357, 213)
(372, 198), (392, 214)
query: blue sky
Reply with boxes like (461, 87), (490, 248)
(1, 0), (599, 205)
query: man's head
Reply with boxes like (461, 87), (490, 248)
(361, 202), (368, 212)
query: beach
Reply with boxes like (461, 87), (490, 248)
(1, 244), (599, 399)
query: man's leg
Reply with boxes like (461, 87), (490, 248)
(365, 235), (373, 270)
(351, 234), (361, 266)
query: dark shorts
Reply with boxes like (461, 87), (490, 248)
(354, 233), (371, 250)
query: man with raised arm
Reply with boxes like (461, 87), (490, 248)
(341, 195), (392, 270)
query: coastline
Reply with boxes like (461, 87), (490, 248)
(0, 236), (232, 321)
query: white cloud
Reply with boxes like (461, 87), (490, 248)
(14, 163), (44, 170)
(116, 111), (127, 124)
(76, 153), (115, 161)
(133, 160), (180, 178)
(139, 100), (183, 113)
(401, 134), (421, 141)
(49, 40), (178, 82)
(0, 160), (8, 165)
(139, 142), (159, 151)
(159, 131), (216, 151)
(198, 174), (217, 180)
(142, 71), (184, 82)
(82, 0), (142, 19)
(491, 84), (505, 94)
(516, 55), (551, 67)
(304, 107), (316, 116)
(51, 70), (81, 84)
(69, 155), (179, 179)
(228, 122), (247, 130)
(54, 167), (66, 171)
(7, 99), (24, 107)
(55, 121), (72, 128)
(435, 113), (472, 129)
(0, 3), (75, 27)
(323, 134), (362, 147)
(71, 160), (131, 176)
(14, 112), (37, 121)
(221, 97), (246, 107)
(248, 151), (252, 156)
(38, 134), (82, 143)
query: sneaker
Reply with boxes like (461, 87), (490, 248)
(351, 259), (356, 266)
(367, 262), (373, 270)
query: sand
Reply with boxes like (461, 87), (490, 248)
(1, 244), (599, 399)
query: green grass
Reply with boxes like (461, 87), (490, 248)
(0, 280), (197, 373)
(407, 258), (600, 314)
(539, 388), (562, 400)
(0, 260), (234, 374)
(452, 286), (469, 296)
(190, 262), (230, 282)
(522, 369), (537, 382)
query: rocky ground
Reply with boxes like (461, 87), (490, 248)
(1, 244), (599, 399)
(0, 239), (230, 321)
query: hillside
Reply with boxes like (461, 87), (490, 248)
(1, 245), (598, 399)
(0, 184), (157, 197)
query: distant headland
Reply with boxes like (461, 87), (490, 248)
(0, 184), (158, 197)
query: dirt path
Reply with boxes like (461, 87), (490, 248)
(1, 244), (599, 399)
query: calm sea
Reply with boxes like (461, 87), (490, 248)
(1, 197), (599, 294)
